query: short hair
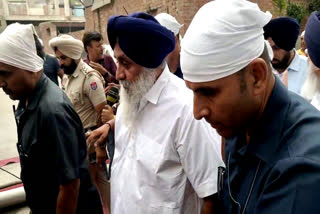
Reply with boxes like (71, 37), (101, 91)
(237, 44), (271, 92)
(82, 31), (103, 53)
(34, 34), (45, 60)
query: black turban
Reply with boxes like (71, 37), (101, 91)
(264, 17), (300, 51)
(305, 11), (320, 68)
(107, 12), (175, 68)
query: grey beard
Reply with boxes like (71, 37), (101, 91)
(119, 68), (157, 129)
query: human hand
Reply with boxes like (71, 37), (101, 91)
(105, 83), (120, 94)
(86, 124), (110, 163)
(101, 105), (114, 124)
(89, 61), (108, 75)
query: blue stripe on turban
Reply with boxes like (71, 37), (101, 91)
(305, 11), (320, 68)
(107, 12), (175, 68)
(263, 17), (300, 51)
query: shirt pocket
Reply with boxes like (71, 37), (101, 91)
(135, 134), (162, 176)
(69, 91), (81, 106)
(135, 134), (183, 211)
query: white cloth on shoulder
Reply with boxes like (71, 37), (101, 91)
(181, 0), (272, 82)
(49, 34), (83, 60)
(0, 23), (44, 72)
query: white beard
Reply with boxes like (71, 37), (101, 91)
(119, 68), (157, 130)
(301, 63), (320, 101)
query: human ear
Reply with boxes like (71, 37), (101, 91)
(247, 58), (268, 96)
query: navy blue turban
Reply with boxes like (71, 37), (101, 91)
(305, 11), (320, 68)
(107, 12), (175, 68)
(264, 17), (300, 51)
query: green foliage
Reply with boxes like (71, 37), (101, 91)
(272, 0), (287, 15)
(309, 0), (320, 12)
(70, 0), (81, 6)
(287, 2), (306, 23)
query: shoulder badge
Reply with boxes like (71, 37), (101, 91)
(90, 82), (98, 90)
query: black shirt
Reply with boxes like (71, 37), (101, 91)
(44, 54), (60, 86)
(220, 77), (320, 214)
(15, 74), (102, 214)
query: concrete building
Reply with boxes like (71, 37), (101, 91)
(83, 0), (310, 44)
(0, 0), (86, 53)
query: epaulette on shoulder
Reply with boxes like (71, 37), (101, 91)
(85, 69), (105, 86)
(79, 65), (90, 75)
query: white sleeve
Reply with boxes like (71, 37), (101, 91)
(175, 109), (225, 198)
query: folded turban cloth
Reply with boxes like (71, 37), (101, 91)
(49, 35), (83, 60)
(181, 0), (272, 83)
(305, 11), (320, 68)
(264, 17), (300, 51)
(107, 12), (175, 69)
(155, 13), (183, 36)
(0, 23), (43, 72)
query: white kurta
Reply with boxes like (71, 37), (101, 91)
(311, 93), (320, 111)
(111, 67), (224, 214)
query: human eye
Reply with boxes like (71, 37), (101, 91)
(0, 70), (10, 77)
(121, 60), (130, 69)
(272, 45), (280, 51)
(196, 88), (217, 97)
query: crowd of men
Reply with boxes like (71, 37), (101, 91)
(0, 0), (320, 213)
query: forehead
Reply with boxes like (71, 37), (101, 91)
(185, 74), (236, 91)
(55, 49), (70, 59)
(113, 43), (134, 63)
(91, 40), (103, 45)
(0, 62), (22, 73)
(267, 38), (275, 46)
(113, 43), (125, 58)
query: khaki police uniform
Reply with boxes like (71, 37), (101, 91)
(65, 59), (106, 129)
(65, 59), (110, 213)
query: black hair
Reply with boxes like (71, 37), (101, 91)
(82, 31), (103, 53)
(33, 34), (45, 60)
(237, 44), (271, 92)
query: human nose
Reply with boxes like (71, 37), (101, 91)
(58, 59), (63, 67)
(116, 65), (125, 81)
(193, 95), (209, 120)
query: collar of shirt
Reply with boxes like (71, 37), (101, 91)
(16, 73), (48, 118)
(138, 66), (170, 111)
(83, 57), (89, 64)
(287, 50), (304, 73)
(71, 59), (84, 78)
(235, 77), (290, 164)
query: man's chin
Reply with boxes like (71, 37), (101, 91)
(271, 61), (279, 67)
(8, 93), (20, 100)
(215, 126), (235, 139)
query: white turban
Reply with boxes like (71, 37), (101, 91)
(0, 23), (44, 72)
(181, 0), (272, 82)
(49, 35), (83, 60)
(155, 13), (183, 36)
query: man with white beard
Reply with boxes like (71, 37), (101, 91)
(87, 12), (224, 214)
(301, 11), (320, 110)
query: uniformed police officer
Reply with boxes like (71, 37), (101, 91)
(49, 34), (110, 213)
